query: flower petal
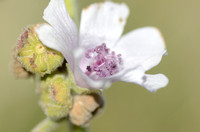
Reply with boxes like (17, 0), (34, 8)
(108, 67), (168, 92)
(114, 66), (146, 84)
(114, 27), (167, 71)
(36, 24), (61, 52)
(79, 1), (129, 48)
(142, 74), (169, 92)
(36, 0), (78, 70)
(106, 27), (168, 91)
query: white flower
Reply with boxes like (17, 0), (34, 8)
(36, 0), (168, 92)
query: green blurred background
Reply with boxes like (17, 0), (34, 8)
(0, 0), (200, 131)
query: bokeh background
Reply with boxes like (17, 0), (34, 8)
(0, 0), (200, 131)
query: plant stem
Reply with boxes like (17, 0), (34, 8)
(31, 118), (58, 132)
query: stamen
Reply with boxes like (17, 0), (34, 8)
(85, 43), (122, 79)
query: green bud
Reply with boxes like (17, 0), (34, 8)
(11, 47), (31, 78)
(11, 58), (31, 78)
(49, 75), (71, 105)
(39, 74), (72, 120)
(16, 24), (64, 77)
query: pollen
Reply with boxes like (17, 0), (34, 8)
(85, 43), (122, 79)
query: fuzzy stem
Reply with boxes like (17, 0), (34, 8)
(31, 118), (58, 132)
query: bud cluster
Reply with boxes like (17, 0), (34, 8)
(12, 1), (106, 131)
(12, 24), (105, 129)
(38, 71), (104, 125)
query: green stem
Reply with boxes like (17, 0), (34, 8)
(31, 118), (58, 132)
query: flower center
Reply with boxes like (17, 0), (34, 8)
(85, 43), (122, 79)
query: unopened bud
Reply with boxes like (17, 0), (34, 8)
(69, 93), (104, 127)
(39, 74), (72, 120)
(16, 24), (64, 76)
(11, 47), (31, 78)
(49, 75), (71, 105)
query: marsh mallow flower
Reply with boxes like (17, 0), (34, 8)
(36, 0), (168, 92)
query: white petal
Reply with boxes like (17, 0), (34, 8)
(142, 74), (169, 92)
(114, 27), (166, 71)
(106, 65), (168, 92)
(36, 0), (78, 70)
(112, 66), (146, 84)
(79, 1), (129, 48)
(36, 24), (62, 53)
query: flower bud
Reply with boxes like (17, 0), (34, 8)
(39, 74), (72, 120)
(11, 47), (31, 78)
(69, 93), (105, 127)
(11, 58), (31, 78)
(16, 24), (64, 76)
